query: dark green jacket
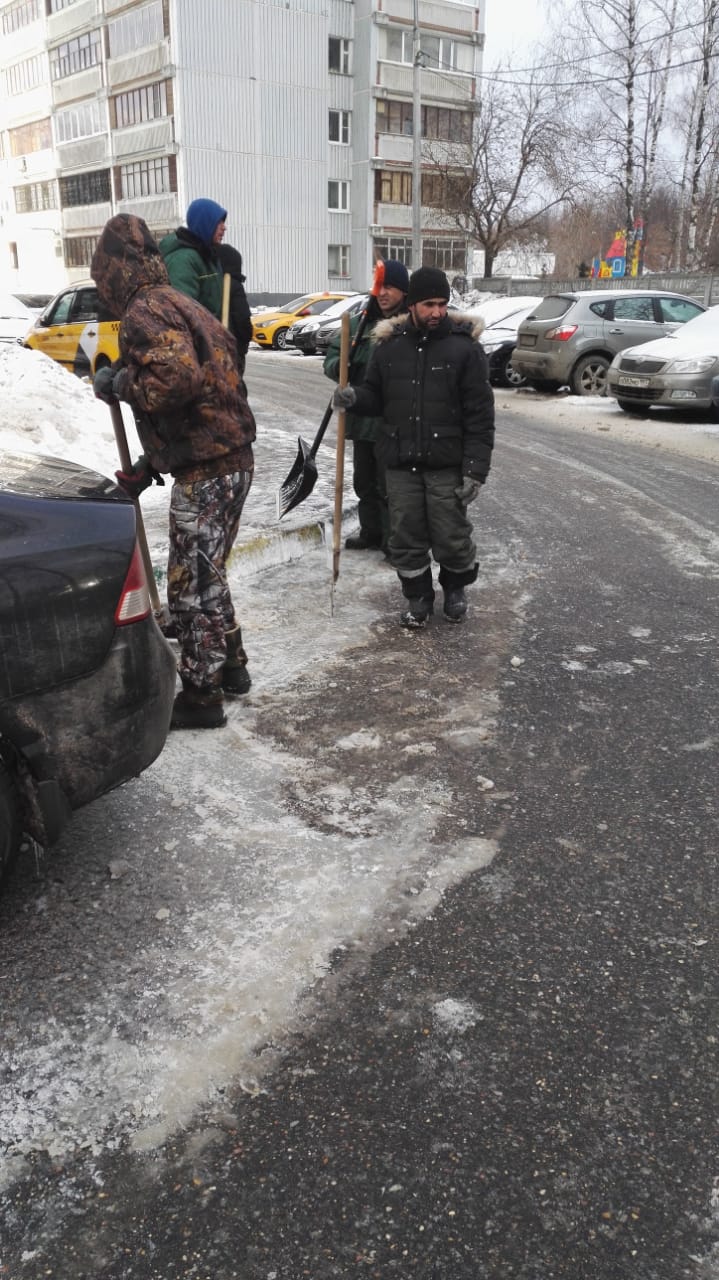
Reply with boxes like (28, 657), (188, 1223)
(159, 228), (223, 319)
(323, 307), (383, 442)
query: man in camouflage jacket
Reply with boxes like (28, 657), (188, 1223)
(91, 213), (256, 730)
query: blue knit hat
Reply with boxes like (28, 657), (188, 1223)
(186, 198), (227, 246)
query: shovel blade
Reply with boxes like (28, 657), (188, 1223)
(277, 437), (319, 519)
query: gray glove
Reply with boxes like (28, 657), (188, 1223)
(333, 386), (357, 411)
(93, 365), (128, 404)
(455, 476), (481, 504)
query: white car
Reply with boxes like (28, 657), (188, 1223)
(607, 305), (719, 415)
(0, 293), (35, 344)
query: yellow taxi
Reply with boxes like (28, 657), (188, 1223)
(24, 281), (120, 377)
(252, 291), (352, 351)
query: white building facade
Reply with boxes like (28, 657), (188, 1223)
(0, 0), (485, 297)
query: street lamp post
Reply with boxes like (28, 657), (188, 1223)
(412, 0), (422, 270)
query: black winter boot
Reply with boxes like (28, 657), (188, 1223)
(345, 532), (382, 551)
(222, 625), (251, 696)
(443, 587), (467, 622)
(399, 567), (435, 629)
(171, 682), (227, 730)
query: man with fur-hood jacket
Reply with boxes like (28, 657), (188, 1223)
(91, 213), (256, 730)
(333, 266), (494, 628)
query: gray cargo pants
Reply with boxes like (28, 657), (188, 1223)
(385, 466), (477, 590)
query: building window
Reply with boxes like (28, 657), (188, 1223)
(375, 169), (412, 205)
(55, 100), (104, 144)
(4, 53), (46, 96)
(328, 37), (350, 74)
(49, 31), (102, 81)
(120, 156), (172, 199)
(9, 117), (52, 156)
(14, 180), (58, 213)
(108, 1), (164, 59)
(328, 180), (350, 211)
(376, 99), (414, 136)
(329, 109), (350, 145)
(328, 245), (350, 277)
(421, 172), (466, 208)
(59, 168), (111, 207)
(373, 236), (413, 268)
(49, 0), (80, 10)
(2, 0), (40, 35)
(376, 99), (472, 145)
(64, 235), (99, 268)
(385, 29), (414, 65)
(112, 80), (168, 129)
(422, 237), (467, 271)
(9, 243), (20, 271)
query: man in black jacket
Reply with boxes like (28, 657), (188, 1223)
(333, 266), (494, 628)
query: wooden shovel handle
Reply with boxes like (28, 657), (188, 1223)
(332, 313), (351, 583)
(221, 273), (231, 329)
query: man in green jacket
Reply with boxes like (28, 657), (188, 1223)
(159, 198), (226, 318)
(323, 259), (409, 553)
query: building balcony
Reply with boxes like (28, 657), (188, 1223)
(7, 149), (55, 181)
(376, 203), (460, 232)
(61, 202), (112, 232)
(106, 40), (172, 90)
(378, 0), (478, 36)
(112, 117), (174, 160)
(46, 0), (102, 43)
(56, 134), (108, 171)
(115, 192), (179, 226)
(51, 64), (103, 108)
(376, 134), (472, 166)
(376, 62), (475, 104)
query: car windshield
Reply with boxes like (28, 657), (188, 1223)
(666, 305), (719, 340)
(318, 294), (366, 321)
(278, 295), (318, 314)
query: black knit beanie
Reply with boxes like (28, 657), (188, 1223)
(406, 266), (451, 305)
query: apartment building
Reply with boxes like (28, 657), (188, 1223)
(0, 0), (485, 297)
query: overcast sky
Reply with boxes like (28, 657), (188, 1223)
(484, 0), (546, 63)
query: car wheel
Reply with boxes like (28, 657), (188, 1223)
(272, 327), (289, 351)
(528, 378), (562, 393)
(617, 399), (652, 416)
(497, 353), (527, 389)
(0, 757), (21, 882)
(571, 354), (611, 396)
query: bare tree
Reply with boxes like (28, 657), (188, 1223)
(426, 67), (579, 278)
(683, 0), (719, 266)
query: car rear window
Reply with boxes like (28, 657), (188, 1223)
(529, 296), (574, 321)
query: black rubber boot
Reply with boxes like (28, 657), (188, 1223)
(443, 586), (467, 622)
(399, 567), (435, 629)
(222, 625), (251, 696)
(345, 532), (382, 551)
(171, 683), (227, 730)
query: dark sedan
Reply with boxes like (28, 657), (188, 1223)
(0, 453), (176, 878)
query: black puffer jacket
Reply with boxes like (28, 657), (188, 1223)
(352, 310), (495, 481)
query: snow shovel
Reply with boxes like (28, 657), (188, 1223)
(221, 272), (231, 329)
(276, 258), (387, 520)
(332, 311), (352, 587)
(108, 400), (168, 628)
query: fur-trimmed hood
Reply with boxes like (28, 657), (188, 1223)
(372, 308), (485, 344)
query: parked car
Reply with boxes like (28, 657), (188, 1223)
(0, 293), (35, 344)
(24, 281), (120, 377)
(607, 306), (719, 416)
(251, 292), (352, 351)
(0, 452), (176, 878)
(13, 292), (53, 316)
(289, 293), (367, 356)
(511, 289), (705, 396)
(478, 297), (543, 388)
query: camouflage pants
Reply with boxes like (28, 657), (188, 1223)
(168, 470), (253, 690)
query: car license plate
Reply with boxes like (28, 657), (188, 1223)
(617, 375), (650, 388)
(519, 334), (536, 347)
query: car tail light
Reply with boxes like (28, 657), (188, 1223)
(115, 542), (151, 626)
(544, 324), (578, 341)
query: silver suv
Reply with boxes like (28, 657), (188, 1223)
(511, 289), (705, 396)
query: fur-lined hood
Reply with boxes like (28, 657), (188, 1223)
(372, 308), (485, 344)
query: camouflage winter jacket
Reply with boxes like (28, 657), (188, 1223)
(91, 214), (255, 482)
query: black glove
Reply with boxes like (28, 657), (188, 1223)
(114, 455), (164, 498)
(455, 476), (481, 504)
(333, 386), (357, 411)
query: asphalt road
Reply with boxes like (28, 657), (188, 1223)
(1, 364), (717, 1280)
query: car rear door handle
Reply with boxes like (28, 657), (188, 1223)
(608, 327), (625, 333)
